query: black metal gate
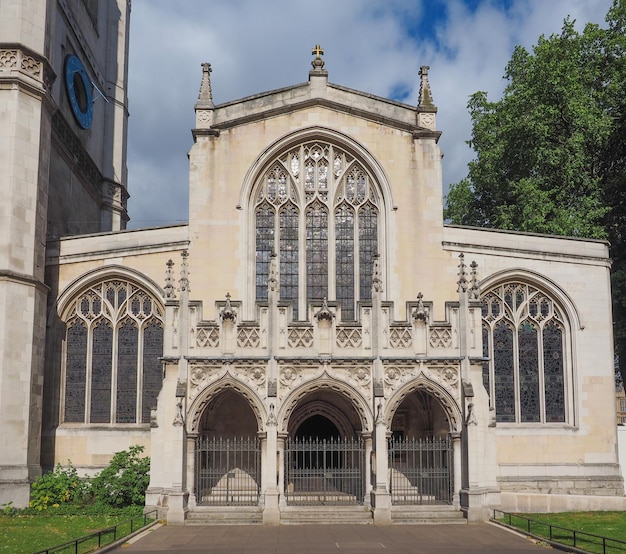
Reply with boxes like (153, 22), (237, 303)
(388, 435), (453, 505)
(285, 437), (365, 505)
(195, 436), (260, 506)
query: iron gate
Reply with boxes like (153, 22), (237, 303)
(388, 435), (453, 505)
(285, 437), (365, 505)
(195, 436), (260, 506)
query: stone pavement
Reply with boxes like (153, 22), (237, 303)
(111, 523), (552, 553)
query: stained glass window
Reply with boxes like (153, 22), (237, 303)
(253, 141), (381, 321)
(63, 279), (164, 424)
(306, 202), (328, 303)
(255, 204), (275, 302)
(481, 283), (567, 424)
(336, 204), (355, 320)
(280, 204), (299, 319)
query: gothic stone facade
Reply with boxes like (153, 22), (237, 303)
(40, 54), (624, 523)
(0, 0), (130, 507)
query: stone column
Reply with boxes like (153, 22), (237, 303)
(262, 404), (280, 524)
(372, 402), (391, 523)
(186, 433), (198, 509)
(363, 433), (373, 506)
(451, 431), (462, 509)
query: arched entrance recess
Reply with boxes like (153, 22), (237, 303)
(193, 389), (261, 507)
(387, 384), (459, 506)
(283, 388), (369, 506)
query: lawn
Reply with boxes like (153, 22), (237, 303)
(0, 510), (151, 554)
(499, 511), (626, 554)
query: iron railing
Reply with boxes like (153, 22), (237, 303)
(285, 437), (365, 505)
(388, 435), (453, 505)
(195, 436), (261, 506)
(493, 510), (626, 554)
(33, 509), (157, 554)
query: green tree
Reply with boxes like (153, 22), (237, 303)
(445, 0), (626, 381)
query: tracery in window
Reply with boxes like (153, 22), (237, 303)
(482, 282), (566, 423)
(253, 141), (380, 321)
(63, 279), (164, 424)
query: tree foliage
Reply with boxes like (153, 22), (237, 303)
(445, 0), (626, 380)
(91, 445), (150, 508)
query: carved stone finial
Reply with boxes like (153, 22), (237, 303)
(267, 252), (279, 294)
(418, 65), (434, 108)
(267, 403), (277, 426)
(314, 297), (335, 322)
(412, 292), (428, 323)
(197, 62), (214, 107)
(375, 402), (385, 425)
(164, 259), (176, 299)
(173, 399), (184, 426)
(179, 250), (190, 292)
(311, 44), (325, 70)
(457, 253), (468, 294)
(371, 253), (383, 294)
(220, 292), (237, 323)
(465, 402), (477, 426)
(470, 261), (480, 300)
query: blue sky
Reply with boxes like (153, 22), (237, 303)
(125, 0), (614, 229)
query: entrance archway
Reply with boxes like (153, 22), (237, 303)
(284, 390), (366, 505)
(388, 389), (453, 505)
(194, 390), (260, 506)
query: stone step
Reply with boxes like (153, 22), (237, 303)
(280, 505), (373, 525)
(391, 505), (466, 525)
(186, 506), (263, 525)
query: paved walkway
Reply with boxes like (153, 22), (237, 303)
(112, 523), (553, 553)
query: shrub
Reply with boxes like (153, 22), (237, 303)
(30, 462), (90, 510)
(91, 445), (150, 508)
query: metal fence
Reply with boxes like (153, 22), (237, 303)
(195, 436), (261, 506)
(33, 510), (158, 554)
(388, 435), (453, 505)
(285, 437), (365, 505)
(493, 510), (626, 554)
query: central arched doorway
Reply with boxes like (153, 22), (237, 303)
(388, 388), (453, 505)
(284, 390), (366, 505)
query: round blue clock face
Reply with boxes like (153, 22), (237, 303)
(64, 54), (93, 129)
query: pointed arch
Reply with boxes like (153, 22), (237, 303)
(187, 375), (267, 434)
(479, 269), (576, 425)
(277, 374), (373, 435)
(386, 376), (463, 434)
(56, 266), (165, 425)
(242, 127), (392, 321)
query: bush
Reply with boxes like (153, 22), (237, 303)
(30, 462), (90, 510)
(90, 445), (150, 508)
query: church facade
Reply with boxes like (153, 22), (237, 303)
(1, 2), (623, 523)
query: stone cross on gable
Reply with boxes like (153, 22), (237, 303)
(311, 44), (325, 69)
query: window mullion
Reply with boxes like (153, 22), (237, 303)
(136, 321), (144, 424)
(513, 322), (521, 423)
(110, 322), (119, 423)
(85, 321), (93, 423)
(298, 206), (306, 320)
(537, 321), (546, 423)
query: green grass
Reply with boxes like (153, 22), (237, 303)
(0, 508), (152, 554)
(499, 512), (626, 554)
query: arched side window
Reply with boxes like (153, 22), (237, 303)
(253, 141), (381, 321)
(62, 279), (164, 424)
(481, 282), (567, 424)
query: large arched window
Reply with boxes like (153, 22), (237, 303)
(254, 141), (381, 320)
(481, 282), (567, 424)
(62, 279), (164, 424)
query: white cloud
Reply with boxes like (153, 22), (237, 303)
(126, 0), (613, 228)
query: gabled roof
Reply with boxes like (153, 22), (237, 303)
(192, 47), (440, 141)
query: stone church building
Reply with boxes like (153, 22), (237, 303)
(1, 1), (623, 524)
